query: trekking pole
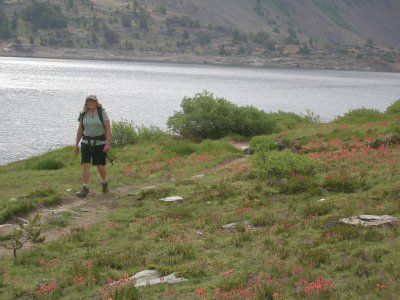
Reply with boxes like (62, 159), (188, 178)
(106, 153), (114, 165)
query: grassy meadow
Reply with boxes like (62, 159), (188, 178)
(1, 95), (400, 299)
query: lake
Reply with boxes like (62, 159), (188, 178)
(1, 56), (400, 165)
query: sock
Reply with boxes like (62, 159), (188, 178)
(102, 178), (108, 184)
(83, 183), (89, 188)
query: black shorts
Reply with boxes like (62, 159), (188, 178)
(81, 143), (106, 166)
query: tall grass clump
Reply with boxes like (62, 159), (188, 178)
(253, 148), (318, 179)
(268, 110), (320, 129)
(32, 158), (64, 170)
(335, 108), (385, 124)
(167, 91), (278, 139)
(111, 120), (138, 147)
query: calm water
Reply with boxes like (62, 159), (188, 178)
(1, 56), (400, 165)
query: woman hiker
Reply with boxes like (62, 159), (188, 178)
(75, 95), (111, 197)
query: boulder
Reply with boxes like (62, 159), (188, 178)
(367, 134), (400, 148)
(339, 215), (398, 227)
(110, 270), (187, 287)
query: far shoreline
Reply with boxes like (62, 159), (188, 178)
(1, 47), (399, 73)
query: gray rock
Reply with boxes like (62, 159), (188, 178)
(339, 215), (398, 227)
(141, 186), (157, 191)
(8, 198), (17, 202)
(47, 215), (66, 226)
(109, 269), (187, 288)
(0, 224), (15, 237)
(160, 196), (184, 203)
(367, 134), (400, 148)
(223, 221), (253, 231)
(243, 147), (255, 155)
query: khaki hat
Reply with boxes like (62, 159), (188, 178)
(86, 95), (98, 101)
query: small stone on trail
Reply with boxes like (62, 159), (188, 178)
(66, 189), (72, 192)
(160, 196), (184, 203)
(191, 174), (205, 179)
(8, 198), (17, 202)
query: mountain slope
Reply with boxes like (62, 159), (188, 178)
(0, 0), (399, 71)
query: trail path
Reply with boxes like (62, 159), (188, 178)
(0, 142), (251, 257)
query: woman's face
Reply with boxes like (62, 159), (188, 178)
(86, 99), (97, 109)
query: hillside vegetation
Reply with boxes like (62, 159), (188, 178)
(1, 93), (400, 299)
(0, 0), (399, 71)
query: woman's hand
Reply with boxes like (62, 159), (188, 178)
(103, 144), (110, 153)
(75, 145), (80, 156)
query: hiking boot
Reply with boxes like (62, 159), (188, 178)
(77, 185), (89, 198)
(102, 181), (109, 193)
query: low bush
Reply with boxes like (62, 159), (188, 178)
(253, 150), (318, 179)
(250, 135), (279, 151)
(335, 108), (385, 124)
(385, 99), (400, 114)
(323, 174), (365, 193)
(169, 142), (197, 156)
(111, 120), (138, 147)
(167, 91), (278, 139)
(137, 125), (168, 141)
(278, 175), (319, 194)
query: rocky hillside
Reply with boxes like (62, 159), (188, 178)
(0, 0), (399, 71)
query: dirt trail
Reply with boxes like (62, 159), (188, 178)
(0, 142), (251, 257)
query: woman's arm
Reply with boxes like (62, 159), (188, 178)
(75, 121), (83, 155)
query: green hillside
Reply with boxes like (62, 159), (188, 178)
(1, 94), (400, 298)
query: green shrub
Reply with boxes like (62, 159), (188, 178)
(385, 99), (400, 114)
(167, 91), (277, 139)
(323, 175), (365, 193)
(169, 142), (197, 156)
(253, 150), (318, 179)
(111, 120), (138, 147)
(33, 158), (64, 170)
(233, 105), (277, 137)
(278, 175), (319, 194)
(335, 108), (385, 124)
(137, 125), (168, 141)
(250, 135), (279, 151)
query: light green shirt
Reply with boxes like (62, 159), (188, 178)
(80, 110), (109, 145)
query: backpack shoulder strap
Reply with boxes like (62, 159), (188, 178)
(97, 107), (106, 129)
(79, 112), (85, 130)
